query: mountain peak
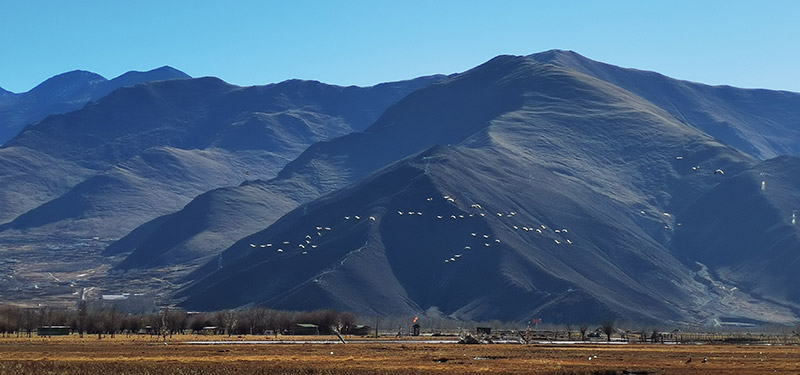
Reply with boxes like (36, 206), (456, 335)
(149, 65), (189, 76)
(528, 49), (583, 59)
(0, 66), (194, 145)
(27, 70), (107, 98)
(110, 66), (191, 83)
(526, 49), (596, 69)
(99, 66), (191, 100)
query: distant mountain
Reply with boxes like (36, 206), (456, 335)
(529, 50), (800, 159)
(0, 74), (442, 238)
(0, 66), (191, 145)
(25, 70), (108, 102)
(3, 146), (269, 236)
(170, 55), (797, 324)
(96, 66), (190, 101)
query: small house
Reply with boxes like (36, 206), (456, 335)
(348, 325), (371, 336)
(293, 323), (319, 335)
(201, 326), (224, 335)
(37, 326), (70, 336)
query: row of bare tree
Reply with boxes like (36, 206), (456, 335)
(184, 307), (358, 336)
(0, 303), (357, 338)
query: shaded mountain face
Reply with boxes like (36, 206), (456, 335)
(107, 177), (311, 269)
(672, 156), (800, 307)
(179, 146), (788, 323)
(174, 55), (796, 324)
(0, 67), (191, 145)
(530, 50), (800, 159)
(0, 75), (442, 237)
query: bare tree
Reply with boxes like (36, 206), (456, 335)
(0, 305), (18, 337)
(338, 312), (357, 334)
(21, 309), (36, 338)
(189, 314), (208, 334)
(161, 308), (169, 343)
(232, 311), (252, 335)
(650, 329), (660, 343)
(314, 309), (339, 334)
(269, 310), (290, 335)
(50, 309), (71, 328)
(107, 306), (120, 338)
(250, 307), (268, 335)
(213, 310), (236, 336)
(0, 308), (7, 337)
(579, 324), (588, 341)
(165, 309), (188, 337)
(601, 321), (614, 342)
(565, 323), (573, 341)
(86, 308), (106, 339)
(77, 301), (87, 338)
(123, 315), (142, 336)
(37, 306), (52, 330)
(144, 312), (162, 336)
(0, 306), (21, 337)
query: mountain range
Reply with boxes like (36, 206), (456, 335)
(2, 51), (799, 325)
(0, 74), (441, 237)
(171, 54), (799, 324)
(0, 66), (191, 145)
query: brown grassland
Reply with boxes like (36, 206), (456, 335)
(0, 335), (798, 374)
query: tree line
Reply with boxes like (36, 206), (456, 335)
(0, 303), (357, 338)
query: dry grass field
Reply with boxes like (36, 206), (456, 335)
(0, 335), (798, 374)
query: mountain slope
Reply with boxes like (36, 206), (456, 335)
(172, 56), (796, 324)
(0, 67), (191, 145)
(530, 50), (800, 159)
(109, 179), (305, 269)
(120, 54), (766, 275)
(672, 156), (800, 308)
(109, 55), (538, 270)
(179, 144), (787, 323)
(3, 147), (278, 237)
(0, 75), (441, 236)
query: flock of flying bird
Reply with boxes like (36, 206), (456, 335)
(400, 196), (578, 264)
(248, 194), (577, 265)
(249, 225), (332, 255)
(244, 157), (731, 263)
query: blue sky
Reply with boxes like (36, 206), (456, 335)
(1, 1), (798, 93)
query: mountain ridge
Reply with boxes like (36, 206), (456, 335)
(0, 74), (443, 238)
(0, 66), (191, 145)
(528, 50), (800, 159)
